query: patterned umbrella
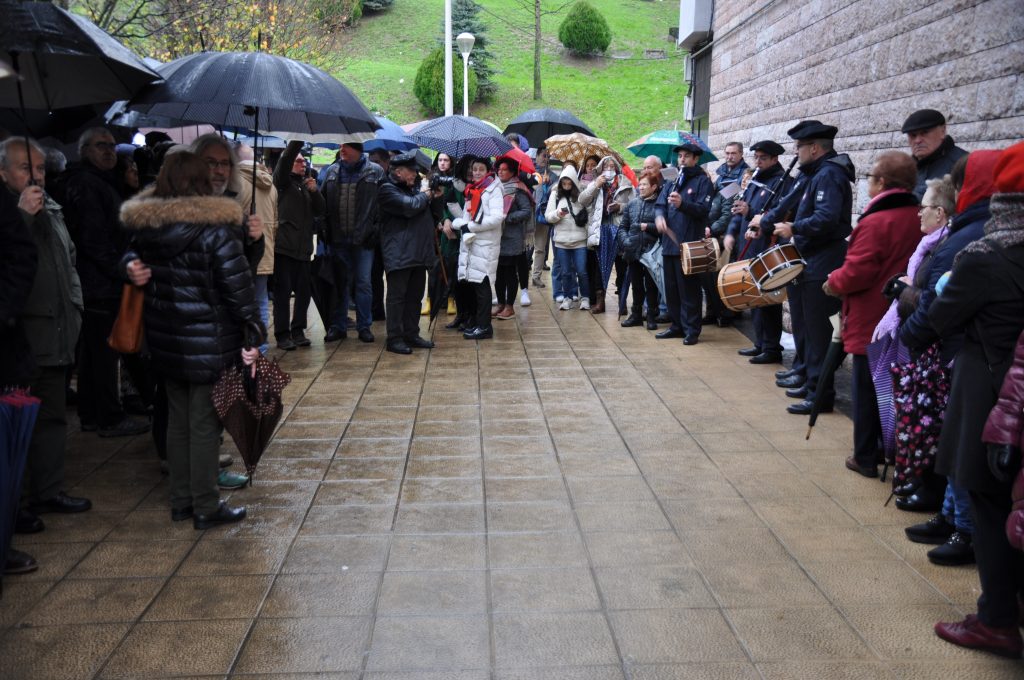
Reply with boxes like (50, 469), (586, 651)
(543, 132), (625, 170)
(628, 129), (717, 166)
(866, 333), (910, 462)
(407, 115), (512, 160)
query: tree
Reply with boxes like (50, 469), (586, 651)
(362, 0), (394, 10)
(557, 1), (611, 55)
(414, 47), (478, 115)
(441, 0), (495, 101)
(509, 0), (577, 100)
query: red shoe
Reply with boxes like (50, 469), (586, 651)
(935, 614), (1023, 658)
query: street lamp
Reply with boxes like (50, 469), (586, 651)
(456, 32), (475, 117)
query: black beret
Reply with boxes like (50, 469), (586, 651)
(750, 140), (786, 157)
(901, 109), (946, 134)
(787, 120), (838, 141)
(390, 151), (419, 169)
(672, 142), (704, 156)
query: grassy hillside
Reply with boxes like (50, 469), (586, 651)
(332, 0), (686, 154)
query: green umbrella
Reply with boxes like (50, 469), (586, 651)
(627, 129), (717, 165)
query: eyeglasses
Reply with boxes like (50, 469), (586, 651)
(204, 159), (233, 171)
(87, 142), (115, 151)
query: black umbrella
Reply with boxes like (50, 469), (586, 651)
(503, 108), (596, 150)
(408, 115), (513, 160)
(806, 313), (847, 440)
(309, 253), (337, 333)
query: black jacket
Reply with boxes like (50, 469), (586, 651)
(321, 154), (385, 248)
(616, 195), (659, 262)
(120, 192), (261, 385)
(914, 136), (967, 199)
(377, 175), (439, 272)
(274, 141), (325, 260)
(499, 185), (533, 257)
(654, 165), (714, 257)
(726, 161), (795, 257)
(0, 186), (38, 386)
(58, 161), (126, 304)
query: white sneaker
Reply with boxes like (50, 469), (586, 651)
(579, 297), (590, 310)
(572, 294), (581, 301)
(555, 294), (565, 303)
(559, 299), (572, 311)
(520, 290), (531, 306)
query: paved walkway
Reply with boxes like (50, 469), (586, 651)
(3, 287), (1023, 679)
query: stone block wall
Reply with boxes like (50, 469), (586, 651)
(705, 0), (1023, 208)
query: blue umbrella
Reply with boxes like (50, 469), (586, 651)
(364, 116), (417, 153)
(407, 115), (513, 160)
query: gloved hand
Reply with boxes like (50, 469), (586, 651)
(882, 274), (909, 300)
(460, 224), (470, 235)
(987, 443), (1022, 483)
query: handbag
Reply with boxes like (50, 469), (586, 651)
(567, 201), (588, 227)
(108, 284), (144, 353)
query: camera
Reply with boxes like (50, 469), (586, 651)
(429, 174), (455, 191)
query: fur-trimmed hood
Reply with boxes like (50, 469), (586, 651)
(120, 189), (245, 231)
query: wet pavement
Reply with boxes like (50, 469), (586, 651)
(2, 282), (1022, 679)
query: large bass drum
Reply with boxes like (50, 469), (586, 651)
(717, 260), (788, 312)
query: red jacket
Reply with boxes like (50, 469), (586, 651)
(827, 190), (922, 355)
(982, 328), (1024, 551)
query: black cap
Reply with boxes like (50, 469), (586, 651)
(787, 120), (839, 141)
(901, 109), (946, 134)
(750, 140), (786, 157)
(342, 141), (364, 152)
(672, 142), (704, 156)
(390, 151), (419, 169)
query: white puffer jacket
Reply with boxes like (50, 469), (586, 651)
(545, 165), (587, 250)
(457, 179), (504, 284)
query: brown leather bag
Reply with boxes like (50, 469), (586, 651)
(108, 284), (144, 353)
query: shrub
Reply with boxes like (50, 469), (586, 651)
(312, 0), (362, 28)
(558, 1), (612, 55)
(362, 0), (394, 11)
(413, 47), (479, 115)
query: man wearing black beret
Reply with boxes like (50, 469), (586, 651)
(902, 109), (967, 199)
(751, 120), (855, 415)
(725, 139), (796, 366)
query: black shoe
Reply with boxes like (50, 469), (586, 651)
(358, 328), (375, 343)
(621, 315), (643, 328)
(776, 368), (800, 380)
(683, 336), (699, 346)
(291, 331), (311, 347)
(750, 352), (783, 365)
(193, 501), (246, 530)
(463, 326), (493, 340)
(30, 491), (92, 514)
(406, 336), (435, 349)
(655, 313), (671, 324)
(3, 548), (38, 575)
(895, 490), (944, 513)
(737, 347), (762, 357)
(171, 506), (194, 522)
(928, 531), (975, 566)
(777, 375), (806, 389)
(15, 508), (44, 534)
(787, 399), (831, 415)
(276, 337), (297, 351)
(646, 320), (658, 330)
(785, 386), (809, 399)
(905, 513), (956, 545)
(386, 341), (413, 355)
(893, 479), (922, 497)
(656, 328), (684, 339)
(445, 316), (464, 329)
(98, 417), (150, 438)
(324, 327), (347, 343)
(845, 456), (878, 478)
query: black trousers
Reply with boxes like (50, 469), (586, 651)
(25, 365), (68, 502)
(586, 249), (603, 297)
(799, 278), (841, 401)
(663, 255), (702, 338)
(372, 245), (386, 319)
(788, 280), (808, 377)
(754, 304), (784, 354)
(628, 262), (658, 320)
(454, 279), (475, 321)
(495, 256), (519, 305)
(471, 276), (493, 330)
(700, 271), (728, 319)
(272, 254), (311, 340)
(851, 354), (883, 467)
(78, 303), (124, 428)
(516, 251), (531, 290)
(385, 266), (426, 343)
(968, 488), (1024, 628)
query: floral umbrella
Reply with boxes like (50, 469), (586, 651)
(543, 132), (624, 170)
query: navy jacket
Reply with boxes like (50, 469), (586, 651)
(726, 162), (795, 257)
(654, 165), (713, 257)
(762, 150), (854, 281)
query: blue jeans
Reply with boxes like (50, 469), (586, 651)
(942, 480), (974, 534)
(254, 274), (270, 354)
(556, 247), (589, 300)
(329, 243), (374, 332)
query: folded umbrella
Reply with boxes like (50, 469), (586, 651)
(408, 115), (513, 160)
(866, 333), (910, 462)
(806, 313), (847, 440)
(504, 108), (595, 150)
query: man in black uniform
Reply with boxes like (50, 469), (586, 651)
(752, 121), (854, 415)
(724, 140), (795, 365)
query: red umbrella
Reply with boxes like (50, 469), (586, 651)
(497, 146), (535, 174)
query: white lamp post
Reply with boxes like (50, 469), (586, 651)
(444, 0), (453, 116)
(456, 32), (475, 117)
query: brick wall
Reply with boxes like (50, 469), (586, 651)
(705, 0), (1023, 207)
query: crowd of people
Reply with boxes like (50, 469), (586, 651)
(1, 108), (1022, 658)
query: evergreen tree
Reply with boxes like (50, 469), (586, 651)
(558, 1), (611, 55)
(439, 0), (496, 101)
(362, 0), (394, 11)
(414, 47), (479, 115)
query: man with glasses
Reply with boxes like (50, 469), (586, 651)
(59, 127), (150, 439)
(751, 121), (855, 415)
(902, 109), (967, 200)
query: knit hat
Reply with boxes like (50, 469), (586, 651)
(993, 140), (1024, 194)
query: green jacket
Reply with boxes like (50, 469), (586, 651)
(20, 192), (83, 366)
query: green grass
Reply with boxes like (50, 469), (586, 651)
(331, 0), (686, 155)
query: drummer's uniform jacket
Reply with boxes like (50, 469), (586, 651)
(654, 165), (713, 258)
(761, 150), (854, 282)
(726, 162), (795, 258)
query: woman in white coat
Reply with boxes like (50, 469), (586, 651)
(455, 157), (504, 340)
(578, 155), (634, 314)
(545, 165), (591, 311)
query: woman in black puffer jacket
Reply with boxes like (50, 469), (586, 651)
(617, 172), (662, 329)
(121, 152), (262, 529)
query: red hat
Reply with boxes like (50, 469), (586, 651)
(993, 140), (1024, 194)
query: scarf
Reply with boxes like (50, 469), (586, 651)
(501, 178), (533, 215)
(960, 193), (1024, 258)
(872, 224), (948, 342)
(464, 173), (495, 220)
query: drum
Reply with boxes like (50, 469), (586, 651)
(747, 243), (805, 291)
(680, 238), (721, 275)
(717, 260), (788, 312)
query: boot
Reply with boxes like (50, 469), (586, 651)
(591, 292), (605, 314)
(421, 298), (431, 316)
(927, 531), (975, 566)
